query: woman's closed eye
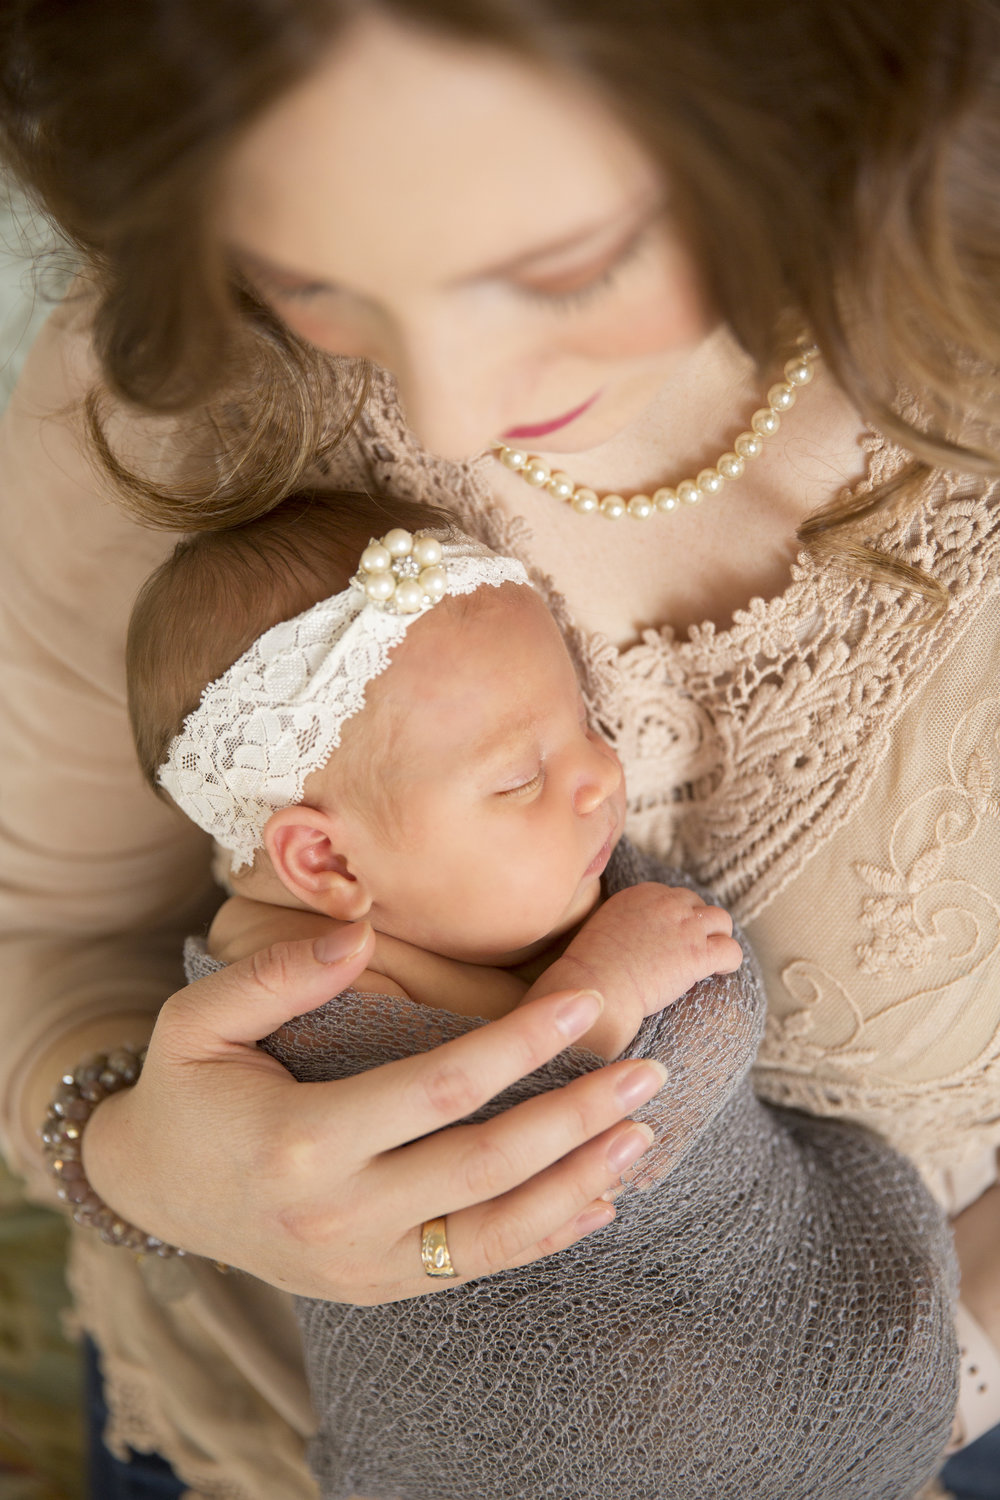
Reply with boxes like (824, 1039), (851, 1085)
(251, 270), (337, 304)
(513, 213), (658, 311)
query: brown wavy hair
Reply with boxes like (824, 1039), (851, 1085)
(2, 0), (998, 605)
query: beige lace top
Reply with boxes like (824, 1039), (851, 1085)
(356, 380), (1000, 1213)
(1, 297), (997, 1498)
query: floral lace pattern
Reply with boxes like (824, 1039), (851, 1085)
(347, 369), (1000, 1186)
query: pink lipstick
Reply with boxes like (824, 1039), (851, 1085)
(502, 391), (601, 441)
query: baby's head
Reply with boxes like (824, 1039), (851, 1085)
(128, 492), (625, 966)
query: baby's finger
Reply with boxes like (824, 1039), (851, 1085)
(698, 903), (735, 936)
(708, 933), (745, 972)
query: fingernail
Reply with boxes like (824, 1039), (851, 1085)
(615, 1060), (668, 1108)
(575, 1203), (615, 1237)
(554, 990), (603, 1038)
(313, 923), (371, 964)
(606, 1122), (655, 1173)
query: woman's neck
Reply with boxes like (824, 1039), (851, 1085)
(485, 331), (871, 644)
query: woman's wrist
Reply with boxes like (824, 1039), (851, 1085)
(41, 1042), (184, 1255)
(20, 1012), (156, 1183)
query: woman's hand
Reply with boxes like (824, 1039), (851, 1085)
(81, 922), (664, 1302)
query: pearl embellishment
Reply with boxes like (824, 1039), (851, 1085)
(353, 530), (448, 614)
(493, 342), (819, 520)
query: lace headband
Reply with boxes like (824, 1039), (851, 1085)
(158, 528), (531, 869)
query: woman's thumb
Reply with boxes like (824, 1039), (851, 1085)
(163, 922), (375, 1051)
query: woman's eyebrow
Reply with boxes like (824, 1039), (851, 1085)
(233, 198), (654, 295)
(458, 208), (633, 283)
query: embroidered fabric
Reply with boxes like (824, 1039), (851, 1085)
(347, 369), (1000, 1202)
(185, 841), (959, 1500)
(158, 532), (529, 870)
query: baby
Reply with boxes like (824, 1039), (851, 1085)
(130, 489), (742, 1061)
(128, 490), (957, 1500)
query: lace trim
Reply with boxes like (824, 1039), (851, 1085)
(358, 374), (1000, 920)
(159, 528), (528, 870)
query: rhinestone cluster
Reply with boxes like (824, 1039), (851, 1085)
(353, 529), (448, 613)
(493, 344), (820, 520)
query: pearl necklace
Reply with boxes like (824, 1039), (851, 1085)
(493, 343), (820, 520)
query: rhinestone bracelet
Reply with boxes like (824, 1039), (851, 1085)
(40, 1045), (184, 1257)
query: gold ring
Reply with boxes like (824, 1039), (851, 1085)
(421, 1216), (457, 1278)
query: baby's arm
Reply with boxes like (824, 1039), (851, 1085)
(521, 883), (743, 1060)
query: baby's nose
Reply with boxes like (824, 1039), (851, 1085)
(574, 741), (622, 815)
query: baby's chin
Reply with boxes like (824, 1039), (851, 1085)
(481, 878), (604, 972)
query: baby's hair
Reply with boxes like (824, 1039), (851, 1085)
(127, 489), (451, 795)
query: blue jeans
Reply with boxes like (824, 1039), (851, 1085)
(940, 1421), (1000, 1499)
(84, 1338), (185, 1500)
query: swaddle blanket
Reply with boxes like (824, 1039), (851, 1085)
(185, 841), (958, 1500)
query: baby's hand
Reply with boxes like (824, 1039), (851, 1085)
(524, 883), (743, 1060)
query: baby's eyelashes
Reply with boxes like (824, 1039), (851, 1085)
(497, 769), (543, 798)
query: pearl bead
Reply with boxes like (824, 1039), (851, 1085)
(360, 543), (391, 573)
(491, 342), (818, 521)
(419, 565), (447, 600)
(384, 528), (414, 557)
(394, 577), (424, 613)
(784, 357), (813, 386)
(412, 535), (443, 567)
(365, 572), (395, 602)
(751, 407), (780, 437)
(546, 471), (575, 502)
(522, 458), (551, 487)
(734, 430), (764, 459)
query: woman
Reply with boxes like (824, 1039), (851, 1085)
(0, 1), (998, 1496)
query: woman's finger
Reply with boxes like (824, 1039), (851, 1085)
(335, 1116), (656, 1303)
(367, 1052), (667, 1222)
(158, 924), (376, 1054)
(314, 988), (636, 1156)
(422, 1117), (656, 1283)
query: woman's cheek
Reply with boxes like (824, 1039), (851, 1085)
(275, 305), (376, 359)
(563, 256), (710, 363)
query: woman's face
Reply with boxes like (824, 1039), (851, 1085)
(221, 11), (711, 461)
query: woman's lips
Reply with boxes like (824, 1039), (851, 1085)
(502, 391), (601, 441)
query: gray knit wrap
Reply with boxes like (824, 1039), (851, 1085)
(185, 841), (958, 1500)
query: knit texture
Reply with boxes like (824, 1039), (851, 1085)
(187, 841), (959, 1500)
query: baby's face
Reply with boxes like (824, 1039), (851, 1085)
(314, 584), (626, 966)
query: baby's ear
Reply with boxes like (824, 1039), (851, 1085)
(264, 806), (372, 921)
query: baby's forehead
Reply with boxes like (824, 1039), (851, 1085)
(363, 581), (573, 738)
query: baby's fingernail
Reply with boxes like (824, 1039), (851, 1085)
(606, 1122), (654, 1173)
(554, 990), (603, 1038)
(313, 923), (371, 964)
(615, 1060), (668, 1108)
(575, 1203), (615, 1237)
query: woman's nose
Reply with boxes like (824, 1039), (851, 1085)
(386, 307), (530, 461)
(574, 737), (622, 816)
